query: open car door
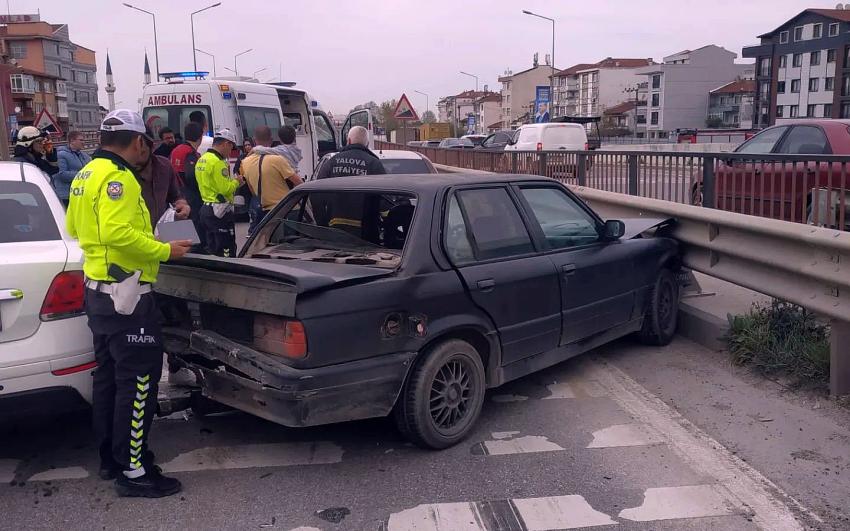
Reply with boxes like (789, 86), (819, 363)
(340, 109), (375, 150)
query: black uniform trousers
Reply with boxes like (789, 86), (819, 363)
(86, 289), (163, 476)
(200, 205), (237, 257)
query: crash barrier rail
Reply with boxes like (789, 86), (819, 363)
(599, 134), (746, 145)
(572, 186), (850, 397)
(377, 140), (850, 231)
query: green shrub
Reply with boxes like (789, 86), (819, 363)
(727, 300), (830, 386)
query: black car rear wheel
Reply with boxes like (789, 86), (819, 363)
(394, 340), (485, 449)
(638, 268), (679, 346)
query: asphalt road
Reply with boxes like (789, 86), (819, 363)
(3, 336), (847, 531)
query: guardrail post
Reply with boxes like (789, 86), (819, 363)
(511, 152), (518, 173)
(577, 153), (587, 186)
(831, 319), (850, 396)
(538, 152), (547, 176)
(628, 154), (638, 196)
(702, 155), (716, 209)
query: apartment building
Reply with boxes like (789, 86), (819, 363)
(499, 62), (555, 128)
(475, 92), (502, 133)
(707, 79), (756, 128)
(637, 45), (753, 138)
(437, 90), (494, 134)
(743, 8), (850, 126)
(0, 16), (100, 131)
(0, 62), (63, 130)
(551, 58), (654, 120)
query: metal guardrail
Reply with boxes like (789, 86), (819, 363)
(379, 141), (850, 231)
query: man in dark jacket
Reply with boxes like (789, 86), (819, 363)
(316, 126), (385, 179)
(153, 127), (177, 159)
(12, 126), (59, 178)
(169, 122), (206, 252)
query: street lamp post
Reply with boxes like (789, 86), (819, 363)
(195, 48), (216, 77)
(414, 90), (429, 118)
(252, 67), (267, 80)
(233, 48), (252, 76)
(124, 3), (160, 79)
(191, 3), (221, 72)
(522, 10), (555, 117)
(460, 71), (479, 133)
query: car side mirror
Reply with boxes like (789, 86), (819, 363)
(603, 219), (625, 240)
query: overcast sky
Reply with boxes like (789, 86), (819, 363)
(29, 0), (811, 117)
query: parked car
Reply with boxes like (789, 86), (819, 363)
(690, 119), (850, 226)
(407, 141), (425, 148)
(439, 138), (474, 149)
(461, 134), (487, 147)
(156, 173), (680, 449)
(423, 139), (442, 148)
(476, 131), (517, 150)
(0, 162), (94, 415)
(505, 123), (589, 152)
(311, 150), (437, 180)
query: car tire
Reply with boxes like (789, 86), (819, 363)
(638, 268), (679, 346)
(393, 339), (486, 450)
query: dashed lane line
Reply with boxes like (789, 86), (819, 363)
(159, 442), (344, 473)
(586, 423), (664, 449)
(471, 434), (564, 456)
(619, 485), (734, 522)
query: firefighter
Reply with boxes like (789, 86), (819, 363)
(66, 109), (192, 498)
(196, 128), (241, 257)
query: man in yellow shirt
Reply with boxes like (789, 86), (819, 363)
(66, 109), (192, 498)
(240, 125), (303, 233)
(195, 128), (241, 256)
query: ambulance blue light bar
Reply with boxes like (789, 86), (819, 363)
(160, 71), (209, 79)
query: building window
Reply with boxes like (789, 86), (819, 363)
(650, 111), (659, 125)
(779, 30), (789, 44)
(779, 55), (787, 68)
(792, 53), (802, 67)
(830, 23), (840, 37)
(828, 49), (837, 63)
(845, 46), (850, 68)
(651, 93), (660, 106)
(33, 80), (40, 93)
(776, 81), (785, 93)
(813, 23), (823, 39)
(794, 26), (804, 41)
(790, 105), (799, 118)
(776, 105), (784, 118)
(808, 104), (818, 117)
(809, 78), (819, 92)
(43, 81), (51, 93)
(9, 42), (27, 59)
(55, 81), (66, 96)
(842, 103), (850, 119)
(760, 81), (770, 98)
(790, 79), (801, 93)
(10, 74), (35, 93)
(811, 51), (821, 66)
(826, 77), (835, 91)
(759, 57), (771, 76)
(825, 103), (833, 117)
(652, 75), (661, 89)
(844, 74), (850, 96)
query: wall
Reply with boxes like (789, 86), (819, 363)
(12, 39), (46, 72)
(598, 68), (646, 113)
(479, 100), (501, 131)
(73, 46), (96, 66)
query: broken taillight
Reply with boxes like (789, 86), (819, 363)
(253, 315), (308, 359)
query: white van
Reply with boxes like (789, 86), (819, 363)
(505, 123), (588, 152)
(141, 73), (374, 178)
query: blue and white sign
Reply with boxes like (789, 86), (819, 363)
(534, 86), (550, 123)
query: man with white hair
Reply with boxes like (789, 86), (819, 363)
(316, 125), (386, 179)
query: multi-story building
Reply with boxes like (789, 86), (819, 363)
(552, 63), (593, 117)
(474, 92), (502, 133)
(0, 62), (64, 130)
(743, 8), (850, 126)
(551, 59), (654, 119)
(499, 61), (556, 128)
(637, 45), (753, 138)
(707, 79), (756, 128)
(0, 17), (100, 131)
(436, 90), (494, 134)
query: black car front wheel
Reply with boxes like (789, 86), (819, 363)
(638, 268), (680, 346)
(394, 339), (486, 449)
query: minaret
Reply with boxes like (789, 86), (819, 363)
(143, 52), (151, 86)
(105, 52), (116, 111)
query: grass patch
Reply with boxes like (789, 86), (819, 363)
(727, 300), (830, 387)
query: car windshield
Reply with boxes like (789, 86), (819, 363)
(0, 182), (60, 243)
(380, 158), (432, 174)
(246, 191), (416, 268)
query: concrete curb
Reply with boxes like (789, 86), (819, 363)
(678, 299), (729, 352)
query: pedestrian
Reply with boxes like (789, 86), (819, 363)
(251, 125), (303, 171)
(189, 110), (213, 154)
(233, 138), (254, 177)
(170, 122), (207, 253)
(152, 127), (177, 159)
(65, 109), (192, 498)
(54, 131), (91, 207)
(196, 128), (242, 257)
(315, 125), (386, 178)
(12, 126), (59, 178)
(241, 125), (302, 234)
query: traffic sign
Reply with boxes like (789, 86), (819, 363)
(393, 93), (419, 121)
(33, 108), (63, 135)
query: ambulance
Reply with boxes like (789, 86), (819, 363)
(140, 72), (375, 179)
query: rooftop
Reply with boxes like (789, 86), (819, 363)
(553, 58), (654, 77)
(603, 101), (638, 115)
(710, 79), (756, 94)
(759, 9), (850, 38)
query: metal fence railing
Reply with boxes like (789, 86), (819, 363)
(377, 140), (850, 231)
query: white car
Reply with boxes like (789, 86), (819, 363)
(311, 150), (437, 180)
(505, 123), (588, 151)
(1, 162), (94, 413)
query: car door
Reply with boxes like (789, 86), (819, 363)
(513, 184), (636, 345)
(444, 186), (561, 365)
(312, 110), (338, 158)
(718, 126), (789, 216)
(773, 125), (832, 224)
(340, 109), (375, 150)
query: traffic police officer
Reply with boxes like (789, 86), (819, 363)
(196, 128), (241, 257)
(66, 109), (192, 498)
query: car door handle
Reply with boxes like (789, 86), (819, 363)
(477, 279), (496, 292)
(0, 289), (23, 301)
(561, 264), (577, 275)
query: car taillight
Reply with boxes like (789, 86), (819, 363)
(253, 315), (308, 359)
(52, 361), (97, 376)
(40, 271), (85, 321)
(536, 142), (543, 151)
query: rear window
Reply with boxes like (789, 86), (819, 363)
(0, 182), (60, 243)
(380, 158), (432, 174)
(543, 126), (586, 147)
(143, 106), (213, 140)
(240, 107), (282, 142)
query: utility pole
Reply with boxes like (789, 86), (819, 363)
(191, 3), (221, 72)
(523, 10), (555, 117)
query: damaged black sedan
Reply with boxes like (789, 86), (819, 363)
(156, 174), (680, 449)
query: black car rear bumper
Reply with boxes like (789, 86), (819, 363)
(171, 330), (416, 428)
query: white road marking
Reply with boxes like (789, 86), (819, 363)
(386, 502), (483, 530)
(159, 442), (343, 473)
(491, 431), (520, 440)
(0, 459), (19, 483)
(586, 423), (663, 448)
(288, 528), (322, 531)
(490, 394), (528, 403)
(513, 495), (618, 530)
(482, 435), (564, 456)
(619, 485), (732, 521)
(542, 382), (576, 399)
(585, 359), (819, 530)
(29, 466), (90, 482)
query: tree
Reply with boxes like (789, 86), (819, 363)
(421, 110), (436, 124)
(379, 99), (399, 134)
(706, 117), (724, 129)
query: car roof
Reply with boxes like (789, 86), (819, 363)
(0, 161), (50, 183)
(298, 173), (552, 193)
(374, 150), (424, 160)
(519, 123), (584, 129)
